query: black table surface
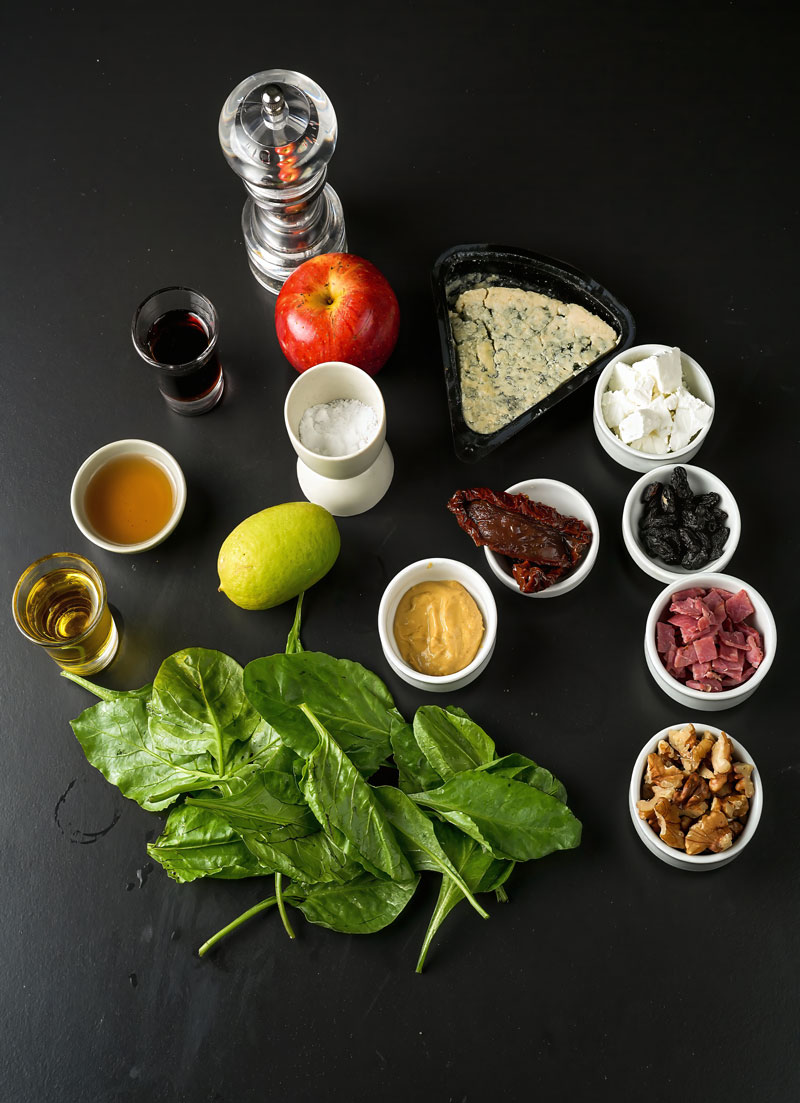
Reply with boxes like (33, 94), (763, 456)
(2, 2), (798, 1100)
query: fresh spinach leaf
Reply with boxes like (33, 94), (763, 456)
(391, 717), (442, 794)
(372, 786), (488, 919)
(240, 830), (362, 885)
(148, 649), (270, 773)
(186, 769), (318, 843)
(147, 803), (265, 883)
(286, 874), (419, 934)
(243, 652), (396, 777)
(68, 694), (225, 811)
(412, 705), (496, 780)
(416, 822), (514, 972)
(299, 705), (414, 884)
(476, 754), (568, 804)
(409, 771), (582, 862)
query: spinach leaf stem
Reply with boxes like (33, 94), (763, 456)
(197, 896), (277, 957)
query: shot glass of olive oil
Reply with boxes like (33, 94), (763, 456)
(12, 553), (118, 674)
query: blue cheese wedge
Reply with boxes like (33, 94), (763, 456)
(450, 287), (618, 435)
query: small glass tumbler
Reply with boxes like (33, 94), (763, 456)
(12, 553), (119, 675)
(131, 286), (225, 415)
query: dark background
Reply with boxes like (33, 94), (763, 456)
(1, 2), (798, 1100)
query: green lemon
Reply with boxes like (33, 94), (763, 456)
(217, 502), (340, 610)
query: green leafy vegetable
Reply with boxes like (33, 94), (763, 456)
(64, 594), (582, 972)
(416, 822), (514, 972)
(409, 771), (582, 862)
(476, 753), (568, 804)
(372, 786), (488, 919)
(186, 770), (318, 843)
(244, 652), (397, 776)
(298, 705), (414, 883)
(413, 705), (495, 780)
(285, 874), (419, 934)
(147, 803), (265, 883)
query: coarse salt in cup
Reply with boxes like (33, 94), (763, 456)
(284, 361), (393, 516)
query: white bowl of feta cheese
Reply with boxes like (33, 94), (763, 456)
(593, 344), (714, 472)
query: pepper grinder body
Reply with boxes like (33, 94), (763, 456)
(219, 70), (347, 294)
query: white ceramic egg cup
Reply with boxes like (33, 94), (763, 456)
(284, 361), (393, 518)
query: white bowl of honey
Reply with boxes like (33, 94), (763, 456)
(70, 439), (187, 553)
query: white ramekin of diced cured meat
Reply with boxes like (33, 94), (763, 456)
(629, 724), (762, 870)
(644, 574), (776, 710)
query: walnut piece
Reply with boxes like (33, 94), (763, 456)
(653, 798), (685, 849)
(645, 753), (684, 801)
(734, 762), (755, 799)
(685, 810), (734, 855)
(711, 730), (733, 775)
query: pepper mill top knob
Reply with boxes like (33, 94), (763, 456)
(219, 68), (337, 193)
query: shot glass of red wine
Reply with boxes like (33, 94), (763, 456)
(131, 287), (224, 415)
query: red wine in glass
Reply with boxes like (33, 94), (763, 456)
(146, 310), (222, 401)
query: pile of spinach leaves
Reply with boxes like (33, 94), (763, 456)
(63, 595), (581, 971)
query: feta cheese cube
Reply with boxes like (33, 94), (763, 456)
(648, 347), (683, 394)
(601, 388), (635, 429)
(609, 361), (655, 406)
(630, 431), (671, 455)
(669, 387), (712, 451)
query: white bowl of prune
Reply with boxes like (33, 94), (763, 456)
(622, 464), (741, 583)
(629, 723), (762, 870)
(446, 479), (599, 598)
(644, 573), (777, 711)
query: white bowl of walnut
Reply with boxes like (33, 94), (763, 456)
(628, 723), (762, 870)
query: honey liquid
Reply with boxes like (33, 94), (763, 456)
(23, 567), (115, 670)
(85, 454), (175, 544)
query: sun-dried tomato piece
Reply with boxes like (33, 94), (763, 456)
(446, 488), (592, 594)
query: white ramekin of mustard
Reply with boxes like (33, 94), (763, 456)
(377, 558), (497, 693)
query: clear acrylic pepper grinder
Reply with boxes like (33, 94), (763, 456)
(219, 69), (347, 293)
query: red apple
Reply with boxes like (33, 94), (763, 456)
(275, 253), (400, 374)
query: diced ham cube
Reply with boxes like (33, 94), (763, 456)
(719, 643), (740, 663)
(656, 622), (676, 653)
(720, 629), (747, 649)
(725, 589), (755, 623)
(691, 661), (713, 680)
(704, 589), (724, 611)
(746, 633), (764, 669)
(693, 634), (718, 663)
(712, 657), (744, 677)
(686, 678), (723, 692)
(675, 643), (698, 669)
(670, 598), (701, 616)
(671, 588), (705, 601)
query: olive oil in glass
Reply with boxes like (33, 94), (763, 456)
(12, 554), (118, 673)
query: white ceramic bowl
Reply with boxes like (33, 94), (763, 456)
(622, 464), (741, 583)
(629, 724), (762, 870)
(593, 343), (715, 472)
(483, 479), (599, 599)
(644, 572), (777, 711)
(378, 558), (497, 693)
(70, 439), (186, 554)
(284, 361), (386, 480)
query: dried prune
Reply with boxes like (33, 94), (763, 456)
(660, 485), (676, 514)
(640, 481), (662, 506)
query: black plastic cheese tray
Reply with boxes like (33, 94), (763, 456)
(431, 243), (636, 463)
